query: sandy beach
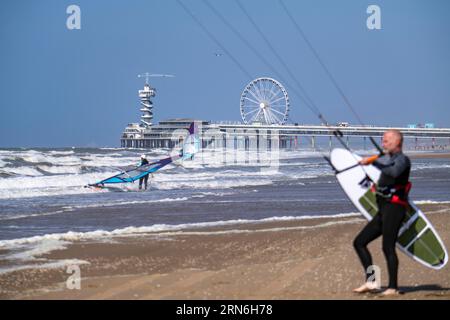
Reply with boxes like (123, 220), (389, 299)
(1, 202), (449, 300)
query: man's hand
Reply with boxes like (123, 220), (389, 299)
(359, 155), (379, 166)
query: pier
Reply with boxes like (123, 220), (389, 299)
(121, 80), (450, 151)
(121, 119), (450, 151)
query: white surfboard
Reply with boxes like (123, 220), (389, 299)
(329, 148), (448, 270)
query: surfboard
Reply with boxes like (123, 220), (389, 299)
(329, 148), (448, 270)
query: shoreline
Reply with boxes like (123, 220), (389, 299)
(407, 151), (450, 159)
(1, 203), (449, 300)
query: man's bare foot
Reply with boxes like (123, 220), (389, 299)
(352, 282), (379, 293)
(380, 288), (401, 296)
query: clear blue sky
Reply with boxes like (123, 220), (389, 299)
(1, 0), (449, 147)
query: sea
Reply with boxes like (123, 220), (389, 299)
(0, 146), (449, 273)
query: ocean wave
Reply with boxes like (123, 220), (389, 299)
(0, 164), (328, 199)
(77, 154), (139, 167)
(413, 164), (450, 171)
(4, 239), (71, 261)
(153, 178), (274, 190)
(0, 148), (447, 200)
(191, 191), (235, 198)
(0, 259), (89, 275)
(0, 172), (115, 199)
(160, 219), (363, 237)
(61, 196), (189, 210)
(48, 150), (75, 155)
(0, 196), (194, 221)
(0, 167), (277, 199)
(0, 212), (361, 274)
(0, 212), (361, 249)
(37, 165), (81, 175)
(0, 166), (44, 177)
(415, 200), (450, 205)
(22, 154), (82, 166)
(0, 159), (9, 168)
(0, 209), (72, 222)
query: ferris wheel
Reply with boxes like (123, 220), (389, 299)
(240, 77), (290, 125)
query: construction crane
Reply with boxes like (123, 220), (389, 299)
(137, 72), (175, 85)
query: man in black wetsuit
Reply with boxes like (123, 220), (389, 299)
(139, 154), (150, 190)
(353, 129), (411, 296)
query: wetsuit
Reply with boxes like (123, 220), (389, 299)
(353, 151), (411, 289)
(139, 158), (150, 190)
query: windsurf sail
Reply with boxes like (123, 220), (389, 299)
(87, 122), (200, 188)
(87, 156), (176, 187)
(180, 122), (200, 160)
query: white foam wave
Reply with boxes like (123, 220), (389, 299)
(161, 219), (362, 236)
(0, 212), (361, 274)
(191, 191), (235, 198)
(0, 161), (331, 199)
(0, 164), (281, 199)
(0, 212), (360, 250)
(5, 239), (70, 261)
(0, 209), (71, 221)
(99, 147), (127, 151)
(48, 150), (75, 155)
(415, 200), (450, 205)
(1, 148), (446, 200)
(22, 153), (82, 166)
(413, 164), (450, 171)
(78, 154), (139, 167)
(61, 197), (189, 210)
(154, 177), (274, 190)
(0, 172), (115, 199)
(0, 259), (89, 275)
(0, 159), (8, 168)
(0, 166), (44, 177)
(38, 165), (81, 174)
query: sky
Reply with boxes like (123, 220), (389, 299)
(0, 0), (449, 147)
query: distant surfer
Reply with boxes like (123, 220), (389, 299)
(353, 129), (411, 296)
(139, 154), (150, 190)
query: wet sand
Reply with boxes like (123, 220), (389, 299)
(407, 152), (450, 159)
(1, 203), (449, 300)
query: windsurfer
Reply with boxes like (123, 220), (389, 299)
(139, 154), (150, 190)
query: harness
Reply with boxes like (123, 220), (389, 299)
(371, 182), (412, 207)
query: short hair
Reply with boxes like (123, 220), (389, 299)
(386, 129), (403, 146)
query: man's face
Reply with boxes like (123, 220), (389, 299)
(382, 131), (401, 153)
